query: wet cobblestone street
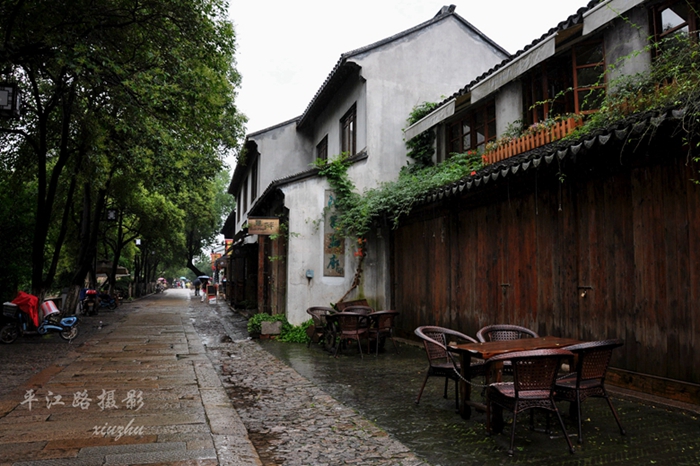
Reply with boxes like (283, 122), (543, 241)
(1, 290), (699, 465)
(203, 300), (700, 465)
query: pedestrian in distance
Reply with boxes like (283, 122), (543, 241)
(193, 279), (201, 296)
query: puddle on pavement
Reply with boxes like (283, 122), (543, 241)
(260, 339), (486, 466)
(257, 337), (695, 466)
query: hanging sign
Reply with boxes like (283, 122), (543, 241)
(248, 217), (280, 235)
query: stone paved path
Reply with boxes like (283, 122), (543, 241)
(0, 290), (260, 465)
(4, 289), (700, 465)
(0, 289), (429, 466)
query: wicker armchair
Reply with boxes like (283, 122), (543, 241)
(367, 310), (399, 356)
(476, 324), (538, 342)
(555, 339), (626, 444)
(333, 312), (370, 359)
(414, 326), (484, 409)
(306, 306), (336, 348)
(487, 349), (575, 456)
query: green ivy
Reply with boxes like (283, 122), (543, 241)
(277, 319), (313, 344)
(314, 150), (484, 239)
(246, 313), (312, 344)
(315, 29), (700, 240)
(574, 31), (700, 139)
(405, 101), (439, 169)
(246, 312), (287, 335)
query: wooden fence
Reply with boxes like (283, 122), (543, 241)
(391, 139), (700, 404)
(483, 117), (583, 164)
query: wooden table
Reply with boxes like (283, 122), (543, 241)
(448, 337), (582, 426)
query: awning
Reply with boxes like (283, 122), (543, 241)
(471, 33), (557, 103)
(583, 0), (646, 36)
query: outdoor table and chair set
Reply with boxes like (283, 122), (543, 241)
(306, 304), (399, 359)
(414, 324), (626, 457)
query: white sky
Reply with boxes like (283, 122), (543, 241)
(228, 0), (589, 136)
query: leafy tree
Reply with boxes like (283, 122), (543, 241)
(182, 170), (235, 277)
(0, 0), (245, 303)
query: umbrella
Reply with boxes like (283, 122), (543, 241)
(179, 276), (187, 280)
(158, 277), (166, 282)
(198, 275), (210, 280)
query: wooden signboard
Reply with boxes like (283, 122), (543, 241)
(248, 217), (280, 235)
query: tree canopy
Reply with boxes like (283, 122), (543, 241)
(0, 0), (245, 303)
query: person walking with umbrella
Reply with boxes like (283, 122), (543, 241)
(193, 278), (201, 296)
(198, 275), (210, 302)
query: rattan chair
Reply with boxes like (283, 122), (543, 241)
(333, 312), (370, 359)
(367, 310), (399, 356)
(341, 305), (373, 315)
(476, 324), (539, 342)
(306, 306), (336, 348)
(554, 339), (626, 444)
(487, 349), (575, 456)
(414, 326), (484, 409)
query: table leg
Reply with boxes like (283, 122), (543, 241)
(458, 353), (472, 419)
(486, 362), (504, 434)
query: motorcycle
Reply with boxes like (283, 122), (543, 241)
(1, 299), (79, 344)
(80, 289), (99, 316)
(98, 292), (118, 310)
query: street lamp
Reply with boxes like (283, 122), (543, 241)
(0, 83), (21, 119)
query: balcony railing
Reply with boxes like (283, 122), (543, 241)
(483, 117), (583, 165)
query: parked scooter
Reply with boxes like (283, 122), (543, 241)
(80, 289), (99, 316)
(98, 292), (118, 310)
(1, 299), (79, 344)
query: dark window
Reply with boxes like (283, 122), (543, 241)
(316, 135), (328, 161)
(447, 101), (496, 155)
(250, 158), (258, 201)
(237, 191), (242, 223)
(522, 55), (575, 125)
(340, 104), (356, 155)
(573, 42), (606, 114)
(521, 42), (604, 124)
(653, 0), (698, 42)
(242, 178), (248, 213)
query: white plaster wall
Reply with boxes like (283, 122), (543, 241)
(287, 15), (509, 320)
(604, 7), (651, 89)
(237, 122), (313, 231)
(495, 81), (523, 136)
(282, 175), (390, 325)
(312, 79), (367, 159)
(251, 122), (313, 193)
(346, 16), (508, 191)
(282, 178), (356, 325)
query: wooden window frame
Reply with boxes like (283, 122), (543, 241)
(572, 41), (606, 115)
(316, 135), (328, 161)
(652, 0), (699, 47)
(242, 177), (248, 214)
(237, 190), (242, 223)
(340, 104), (356, 156)
(447, 101), (496, 155)
(250, 158), (258, 201)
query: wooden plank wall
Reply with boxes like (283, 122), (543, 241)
(392, 151), (700, 387)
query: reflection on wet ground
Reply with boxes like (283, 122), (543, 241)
(259, 337), (700, 465)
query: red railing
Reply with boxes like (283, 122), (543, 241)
(483, 117), (583, 165)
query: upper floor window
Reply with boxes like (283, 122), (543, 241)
(316, 135), (328, 161)
(522, 41), (605, 125)
(573, 42), (606, 114)
(340, 104), (356, 155)
(242, 177), (248, 214)
(653, 1), (699, 46)
(522, 54), (574, 125)
(237, 190), (242, 223)
(250, 158), (258, 201)
(447, 101), (496, 155)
